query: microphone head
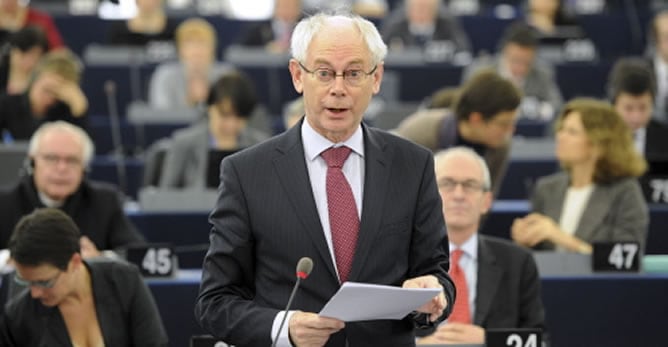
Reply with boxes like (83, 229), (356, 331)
(296, 257), (313, 279)
(104, 80), (116, 94)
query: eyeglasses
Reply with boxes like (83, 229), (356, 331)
(37, 153), (83, 168)
(14, 271), (62, 289)
(438, 178), (488, 193)
(298, 61), (377, 86)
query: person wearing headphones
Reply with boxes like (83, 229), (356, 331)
(0, 121), (145, 257)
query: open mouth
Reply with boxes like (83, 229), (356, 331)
(327, 108), (348, 114)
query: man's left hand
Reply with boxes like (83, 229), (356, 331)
(402, 275), (446, 322)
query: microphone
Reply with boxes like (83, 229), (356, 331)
(104, 80), (128, 198)
(271, 257), (313, 347)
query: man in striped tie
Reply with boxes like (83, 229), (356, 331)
(417, 146), (545, 345)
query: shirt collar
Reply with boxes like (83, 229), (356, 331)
(301, 118), (364, 161)
(449, 233), (478, 261)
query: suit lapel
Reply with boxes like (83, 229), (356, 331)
(348, 126), (390, 281)
(544, 174), (569, 221)
(575, 185), (609, 241)
(272, 125), (338, 279)
(474, 236), (502, 326)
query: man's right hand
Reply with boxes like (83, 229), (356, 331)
(289, 311), (344, 347)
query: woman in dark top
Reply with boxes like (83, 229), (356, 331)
(0, 50), (88, 141)
(0, 26), (48, 95)
(107, 0), (177, 46)
(0, 208), (168, 347)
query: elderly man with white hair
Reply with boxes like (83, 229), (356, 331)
(0, 121), (144, 257)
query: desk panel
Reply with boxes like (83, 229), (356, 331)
(148, 271), (668, 347)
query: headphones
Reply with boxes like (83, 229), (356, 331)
(21, 156), (90, 177)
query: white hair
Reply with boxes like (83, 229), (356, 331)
(28, 121), (95, 167)
(434, 146), (491, 190)
(290, 11), (388, 66)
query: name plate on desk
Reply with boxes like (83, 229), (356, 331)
(190, 335), (230, 347)
(640, 175), (668, 204)
(592, 242), (640, 272)
(486, 328), (542, 347)
(125, 244), (177, 277)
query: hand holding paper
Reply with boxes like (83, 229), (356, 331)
(319, 281), (442, 322)
(403, 274), (447, 322)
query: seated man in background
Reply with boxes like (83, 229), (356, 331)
(238, 0), (302, 54)
(394, 70), (521, 196)
(418, 147), (544, 345)
(608, 57), (668, 161)
(0, 121), (145, 256)
(149, 18), (233, 110)
(0, 51), (88, 141)
(0, 208), (167, 346)
(159, 71), (270, 189)
(381, 0), (471, 55)
(462, 22), (563, 121)
(0, 26), (49, 95)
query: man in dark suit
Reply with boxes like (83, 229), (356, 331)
(0, 121), (144, 256)
(418, 147), (544, 344)
(195, 12), (454, 347)
(238, 0), (302, 54)
(608, 57), (668, 161)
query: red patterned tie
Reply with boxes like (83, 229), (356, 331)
(321, 146), (359, 283)
(449, 249), (471, 323)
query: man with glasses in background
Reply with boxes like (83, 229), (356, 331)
(417, 147), (544, 345)
(394, 69), (522, 196)
(196, 11), (454, 347)
(0, 121), (144, 256)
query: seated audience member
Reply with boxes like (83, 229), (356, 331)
(418, 147), (544, 345)
(608, 57), (668, 161)
(282, 96), (304, 131)
(0, 51), (88, 141)
(302, 0), (388, 18)
(512, 98), (648, 253)
(0, 121), (145, 256)
(421, 86), (460, 109)
(0, 208), (168, 346)
(0, 0), (65, 50)
(648, 9), (668, 123)
(0, 26), (48, 95)
(462, 22), (562, 121)
(523, 0), (584, 39)
(394, 70), (522, 195)
(239, 0), (302, 54)
(107, 0), (177, 46)
(381, 0), (471, 54)
(149, 18), (233, 109)
(159, 72), (270, 189)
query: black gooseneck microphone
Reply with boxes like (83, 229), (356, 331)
(104, 80), (128, 198)
(271, 257), (314, 347)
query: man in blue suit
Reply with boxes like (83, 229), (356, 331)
(195, 11), (454, 347)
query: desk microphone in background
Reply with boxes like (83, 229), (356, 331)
(271, 257), (314, 347)
(104, 80), (128, 198)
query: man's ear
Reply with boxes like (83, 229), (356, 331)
(288, 59), (304, 94)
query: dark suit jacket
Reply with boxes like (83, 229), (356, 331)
(381, 15), (471, 53)
(474, 236), (544, 329)
(195, 122), (454, 347)
(0, 258), (168, 346)
(0, 175), (145, 250)
(645, 119), (668, 161)
(531, 172), (648, 250)
(239, 20), (276, 47)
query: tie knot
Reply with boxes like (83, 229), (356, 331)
(321, 146), (352, 168)
(451, 249), (463, 264)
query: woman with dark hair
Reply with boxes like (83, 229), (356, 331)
(512, 98), (648, 253)
(0, 208), (168, 346)
(0, 26), (48, 95)
(159, 71), (270, 188)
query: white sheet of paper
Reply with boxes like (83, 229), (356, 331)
(319, 281), (441, 322)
